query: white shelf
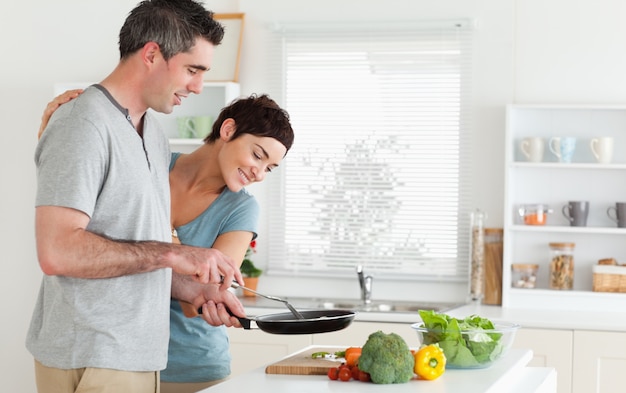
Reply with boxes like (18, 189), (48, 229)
(509, 225), (626, 235)
(510, 162), (626, 170)
(503, 104), (626, 311)
(506, 288), (626, 312)
(168, 138), (204, 145)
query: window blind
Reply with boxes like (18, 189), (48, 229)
(266, 20), (473, 281)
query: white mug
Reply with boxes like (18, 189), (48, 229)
(520, 137), (544, 163)
(590, 137), (614, 164)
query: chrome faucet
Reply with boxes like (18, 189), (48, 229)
(356, 265), (373, 305)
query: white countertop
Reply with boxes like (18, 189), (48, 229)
(240, 297), (626, 332)
(197, 346), (556, 393)
(447, 303), (626, 332)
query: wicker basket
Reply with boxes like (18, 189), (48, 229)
(592, 265), (626, 293)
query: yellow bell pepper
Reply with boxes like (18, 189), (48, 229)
(414, 344), (446, 380)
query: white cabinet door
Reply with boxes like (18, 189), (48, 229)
(513, 328), (573, 393)
(572, 330), (626, 393)
(227, 328), (311, 377)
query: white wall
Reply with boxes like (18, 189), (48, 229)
(2, 0), (625, 391)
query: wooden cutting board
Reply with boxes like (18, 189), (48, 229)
(265, 347), (345, 375)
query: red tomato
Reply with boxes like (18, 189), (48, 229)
(338, 367), (352, 381)
(351, 365), (360, 380)
(327, 367), (339, 380)
(358, 370), (371, 382)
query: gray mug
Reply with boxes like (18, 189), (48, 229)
(562, 201), (589, 227)
(607, 203), (626, 228)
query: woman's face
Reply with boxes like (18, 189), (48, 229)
(219, 133), (287, 193)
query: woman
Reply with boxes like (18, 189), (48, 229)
(39, 91), (294, 393)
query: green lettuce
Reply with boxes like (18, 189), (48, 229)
(418, 310), (504, 368)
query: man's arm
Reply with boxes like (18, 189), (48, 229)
(36, 205), (242, 289)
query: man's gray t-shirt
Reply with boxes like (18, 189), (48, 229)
(26, 85), (172, 371)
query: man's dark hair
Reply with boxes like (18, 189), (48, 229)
(119, 0), (224, 60)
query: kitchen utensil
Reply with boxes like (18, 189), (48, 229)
(230, 281), (305, 319)
(236, 309), (356, 335)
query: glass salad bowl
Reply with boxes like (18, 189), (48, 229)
(411, 319), (520, 369)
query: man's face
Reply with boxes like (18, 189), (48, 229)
(147, 39), (215, 114)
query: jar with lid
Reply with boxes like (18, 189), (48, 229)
(483, 228), (503, 304)
(549, 242), (575, 290)
(511, 263), (538, 289)
(469, 210), (486, 301)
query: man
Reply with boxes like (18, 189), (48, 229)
(26, 1), (245, 392)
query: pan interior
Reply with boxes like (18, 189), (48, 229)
(255, 309), (354, 322)
(252, 309), (356, 335)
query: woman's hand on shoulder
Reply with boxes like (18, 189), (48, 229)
(38, 89), (83, 139)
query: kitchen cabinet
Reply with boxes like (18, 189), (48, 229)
(527, 327), (626, 393)
(227, 328), (311, 377)
(503, 105), (626, 312)
(572, 330), (626, 393)
(513, 328), (573, 393)
(53, 81), (240, 154)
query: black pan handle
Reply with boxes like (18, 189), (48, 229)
(196, 306), (252, 329)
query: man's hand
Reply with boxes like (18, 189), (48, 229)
(198, 292), (247, 328)
(173, 276), (247, 328)
(169, 246), (243, 290)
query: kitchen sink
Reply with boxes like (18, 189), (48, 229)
(281, 297), (462, 314)
(316, 300), (460, 313)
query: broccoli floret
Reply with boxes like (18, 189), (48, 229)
(357, 330), (415, 384)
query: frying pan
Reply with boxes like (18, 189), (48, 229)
(230, 309), (356, 335)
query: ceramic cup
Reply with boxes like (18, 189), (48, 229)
(192, 115), (214, 138)
(607, 202), (626, 228)
(177, 116), (195, 138)
(176, 116), (214, 138)
(520, 137), (544, 163)
(549, 137), (577, 163)
(562, 201), (589, 227)
(590, 137), (614, 164)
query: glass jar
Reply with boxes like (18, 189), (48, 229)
(469, 210), (486, 301)
(483, 228), (504, 304)
(518, 204), (552, 226)
(549, 242), (575, 290)
(511, 263), (538, 289)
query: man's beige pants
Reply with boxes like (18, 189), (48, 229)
(35, 359), (159, 393)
